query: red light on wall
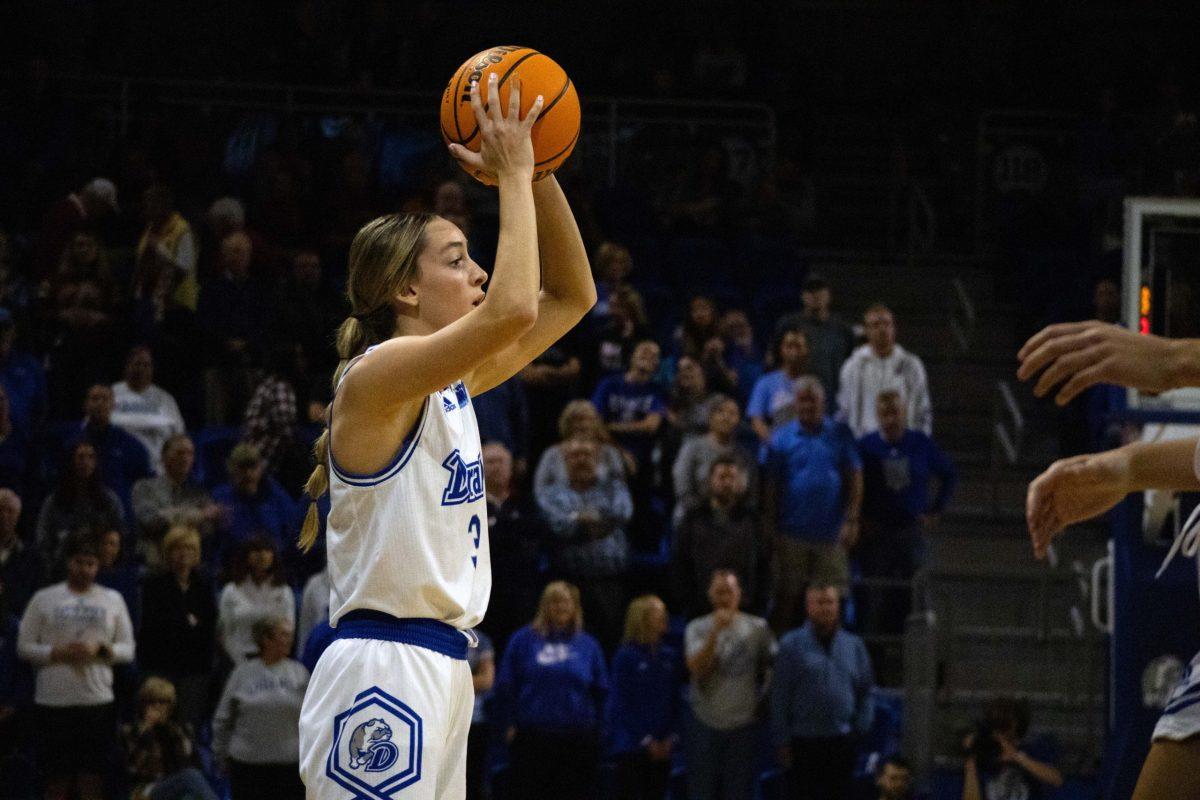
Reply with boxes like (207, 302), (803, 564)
(1140, 317), (1150, 335)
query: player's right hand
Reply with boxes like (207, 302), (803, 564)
(448, 74), (543, 182)
(1026, 448), (1131, 558)
(1016, 320), (1179, 405)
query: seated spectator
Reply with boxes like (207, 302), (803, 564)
(111, 345), (186, 476)
(672, 394), (757, 525)
(494, 581), (608, 800)
(587, 241), (643, 334)
(775, 275), (857, 399)
(674, 294), (721, 359)
(0, 384), (31, 497)
(857, 390), (957, 649)
(199, 231), (266, 424)
(213, 616), (308, 800)
(31, 177), (120, 282)
(772, 583), (875, 800)
(139, 525), (217, 732)
(593, 340), (666, 474)
(466, 628), (495, 800)
(132, 434), (220, 567)
(479, 441), (549, 656)
(296, 567), (329, 660)
(534, 399), (632, 495)
(587, 286), (652, 386)
(607, 594), (680, 800)
(0, 309), (46, 432)
(666, 355), (719, 448)
(96, 526), (141, 629)
(536, 437), (634, 652)
(268, 248), (343, 379)
(962, 697), (1062, 800)
(673, 456), (771, 619)
(241, 343), (301, 481)
(0, 488), (40, 614)
(17, 533), (135, 800)
(838, 304), (932, 438)
(211, 443), (298, 567)
(719, 309), (763, 405)
(217, 537), (295, 665)
(762, 378), (862, 632)
(684, 570), (775, 800)
(134, 184), (199, 316)
(36, 440), (125, 571)
(871, 755), (915, 800)
(65, 383), (155, 524)
(120, 676), (217, 800)
(473, 375), (531, 475)
(748, 326), (814, 443)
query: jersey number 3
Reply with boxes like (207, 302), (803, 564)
(468, 515), (481, 567)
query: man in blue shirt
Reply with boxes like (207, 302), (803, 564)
(747, 326), (813, 443)
(856, 390), (957, 650)
(591, 339), (667, 473)
(210, 443), (298, 570)
(772, 583), (874, 800)
(763, 377), (862, 633)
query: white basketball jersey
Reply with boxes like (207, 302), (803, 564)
(325, 364), (491, 631)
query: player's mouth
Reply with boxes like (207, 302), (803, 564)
(472, 294), (485, 307)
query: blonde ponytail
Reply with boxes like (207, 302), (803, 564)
(295, 212), (437, 553)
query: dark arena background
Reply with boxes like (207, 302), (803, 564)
(3, 2), (1200, 799)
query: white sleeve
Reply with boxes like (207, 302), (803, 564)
(109, 592), (136, 664)
(16, 592), (52, 665)
(908, 355), (933, 435)
(211, 666), (240, 762)
(174, 231), (197, 274)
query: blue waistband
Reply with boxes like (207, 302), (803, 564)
(334, 611), (468, 660)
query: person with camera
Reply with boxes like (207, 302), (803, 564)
(961, 697), (1062, 800)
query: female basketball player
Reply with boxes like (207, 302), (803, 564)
(1020, 319), (1200, 800)
(296, 73), (595, 799)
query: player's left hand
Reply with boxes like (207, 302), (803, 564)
(1026, 449), (1131, 558)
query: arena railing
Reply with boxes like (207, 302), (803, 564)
(53, 73), (777, 187)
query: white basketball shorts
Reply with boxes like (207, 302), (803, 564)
(299, 636), (474, 800)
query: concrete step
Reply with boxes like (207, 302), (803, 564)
(924, 568), (1087, 631)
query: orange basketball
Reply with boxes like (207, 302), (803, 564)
(440, 46), (580, 186)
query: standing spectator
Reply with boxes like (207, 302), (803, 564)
(667, 355), (720, 447)
(31, 178), (119, 282)
(607, 594), (681, 800)
(241, 343), (300, 481)
(210, 443), (298, 566)
(495, 582), (609, 800)
(17, 534), (135, 800)
(719, 309), (762, 406)
(134, 185), (199, 315)
(872, 755), (915, 800)
(857, 390), (957, 644)
(675, 295), (721, 359)
(36, 440), (125, 571)
(772, 583), (875, 800)
(536, 437), (634, 652)
(962, 698), (1063, 800)
(131, 434), (219, 566)
(480, 441), (548, 655)
(120, 676), (218, 800)
(267, 248), (343, 376)
(466, 628), (495, 800)
(672, 395), (757, 525)
(111, 346), (186, 477)
(139, 525), (217, 732)
(217, 538), (295, 666)
(199, 231), (266, 424)
(684, 570), (776, 800)
(673, 456), (771, 619)
(0, 309), (47, 432)
(295, 567), (329, 660)
(534, 400), (632, 494)
(69, 383), (155, 524)
(593, 339), (667, 475)
(763, 378), (863, 632)
(0, 489), (40, 614)
(212, 617), (308, 800)
(473, 376), (531, 474)
(96, 527), (141, 629)
(775, 275), (857, 399)
(748, 326), (813, 443)
(588, 242), (643, 333)
(0, 384), (33, 496)
(587, 287), (653, 386)
(838, 304), (932, 438)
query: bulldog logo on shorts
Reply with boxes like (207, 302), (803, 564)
(327, 687), (423, 798)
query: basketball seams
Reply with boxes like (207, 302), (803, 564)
(457, 51), (546, 145)
(535, 125), (579, 167)
(540, 77), (573, 119)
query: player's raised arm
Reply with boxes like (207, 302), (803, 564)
(462, 172), (596, 396)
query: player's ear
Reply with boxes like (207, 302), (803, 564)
(393, 284), (419, 315)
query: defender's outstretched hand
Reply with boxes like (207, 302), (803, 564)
(1016, 320), (1181, 405)
(1026, 449), (1131, 559)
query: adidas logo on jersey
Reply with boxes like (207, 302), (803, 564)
(440, 449), (484, 506)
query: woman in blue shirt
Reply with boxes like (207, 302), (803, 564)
(495, 581), (608, 800)
(607, 594), (681, 800)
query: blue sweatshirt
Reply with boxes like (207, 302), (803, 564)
(605, 642), (681, 755)
(858, 430), (957, 528)
(771, 622), (874, 744)
(494, 625), (608, 733)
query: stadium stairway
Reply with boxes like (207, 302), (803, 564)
(820, 256), (1109, 784)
